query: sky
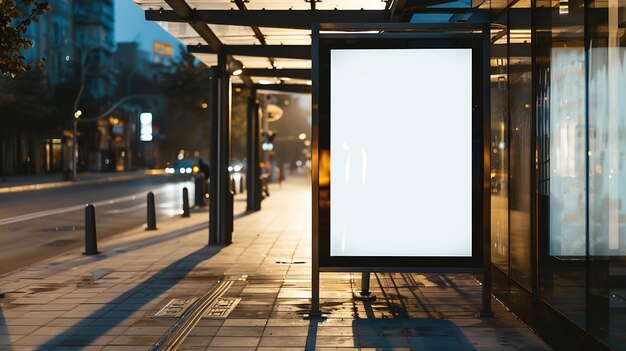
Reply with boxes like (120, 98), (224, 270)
(114, 0), (181, 58)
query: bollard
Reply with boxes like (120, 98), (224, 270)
(239, 176), (244, 193)
(182, 187), (190, 217)
(83, 204), (99, 255)
(194, 173), (206, 207)
(231, 177), (237, 194)
(146, 192), (157, 230)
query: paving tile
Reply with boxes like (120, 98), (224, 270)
(221, 319), (267, 327)
(258, 336), (308, 347)
(109, 335), (159, 346)
(180, 335), (212, 347)
(209, 336), (260, 347)
(216, 326), (264, 337)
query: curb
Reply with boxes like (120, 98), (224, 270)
(0, 170), (164, 194)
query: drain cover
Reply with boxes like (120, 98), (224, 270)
(154, 298), (197, 318)
(275, 260), (308, 265)
(203, 298), (241, 319)
(223, 275), (248, 281)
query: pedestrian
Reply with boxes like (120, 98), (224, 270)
(198, 158), (210, 181)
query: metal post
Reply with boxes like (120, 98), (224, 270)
(218, 53), (232, 243)
(83, 204), (99, 255)
(246, 88), (261, 212)
(146, 191), (157, 230)
(239, 176), (244, 193)
(353, 272), (376, 300)
(227, 190), (234, 243)
(182, 187), (190, 217)
(72, 119), (78, 181)
(209, 66), (219, 245)
(208, 54), (232, 245)
(310, 23), (321, 319)
(231, 177), (236, 194)
(479, 24), (493, 318)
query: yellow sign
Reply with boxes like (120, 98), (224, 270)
(153, 41), (174, 57)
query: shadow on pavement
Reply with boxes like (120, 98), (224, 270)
(352, 318), (477, 350)
(34, 245), (223, 350)
(102, 221), (208, 255)
(0, 308), (14, 351)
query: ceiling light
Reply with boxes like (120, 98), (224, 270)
(228, 60), (244, 76)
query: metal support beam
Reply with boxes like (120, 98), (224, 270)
(233, 0), (274, 68)
(404, 0), (466, 9)
(255, 84), (311, 94)
(145, 10), (390, 29)
(188, 44), (311, 60)
(244, 68), (310, 80)
(208, 66), (219, 245)
(208, 53), (233, 245)
(390, 0), (407, 21)
(246, 88), (262, 212)
(159, 0), (253, 87)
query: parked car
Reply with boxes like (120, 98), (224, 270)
(165, 159), (199, 180)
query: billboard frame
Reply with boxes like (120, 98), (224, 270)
(310, 22), (491, 317)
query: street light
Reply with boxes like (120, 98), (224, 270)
(72, 110), (81, 180)
(70, 44), (108, 181)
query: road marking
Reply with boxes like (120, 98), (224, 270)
(0, 186), (176, 226)
(106, 203), (146, 214)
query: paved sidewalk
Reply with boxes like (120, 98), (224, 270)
(0, 176), (551, 350)
(0, 170), (164, 194)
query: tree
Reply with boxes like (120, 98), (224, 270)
(159, 48), (212, 161)
(0, 67), (56, 179)
(0, 0), (50, 77)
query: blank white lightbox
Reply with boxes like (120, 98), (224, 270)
(330, 48), (473, 257)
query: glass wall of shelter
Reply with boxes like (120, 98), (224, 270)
(489, 0), (626, 348)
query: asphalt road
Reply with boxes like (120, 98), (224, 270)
(0, 175), (198, 275)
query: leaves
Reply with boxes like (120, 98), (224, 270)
(0, 0), (50, 77)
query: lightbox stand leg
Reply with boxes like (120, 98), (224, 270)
(353, 272), (376, 301)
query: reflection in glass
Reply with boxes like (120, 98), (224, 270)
(538, 0), (587, 328)
(509, 10), (532, 288)
(491, 20), (510, 271)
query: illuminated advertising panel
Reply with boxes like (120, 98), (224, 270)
(330, 48), (473, 258)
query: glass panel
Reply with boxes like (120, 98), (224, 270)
(508, 10), (533, 288)
(537, 0), (587, 327)
(588, 0), (626, 345)
(491, 17), (510, 271)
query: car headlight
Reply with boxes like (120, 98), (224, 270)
(233, 165), (242, 172)
(186, 167), (192, 173)
(193, 166), (199, 173)
(179, 168), (185, 173)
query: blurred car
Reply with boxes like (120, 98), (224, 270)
(165, 159), (200, 180)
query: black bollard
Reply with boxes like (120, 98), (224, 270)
(83, 204), (99, 255)
(231, 177), (237, 194)
(194, 173), (206, 207)
(239, 176), (244, 193)
(146, 192), (157, 230)
(182, 187), (190, 217)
